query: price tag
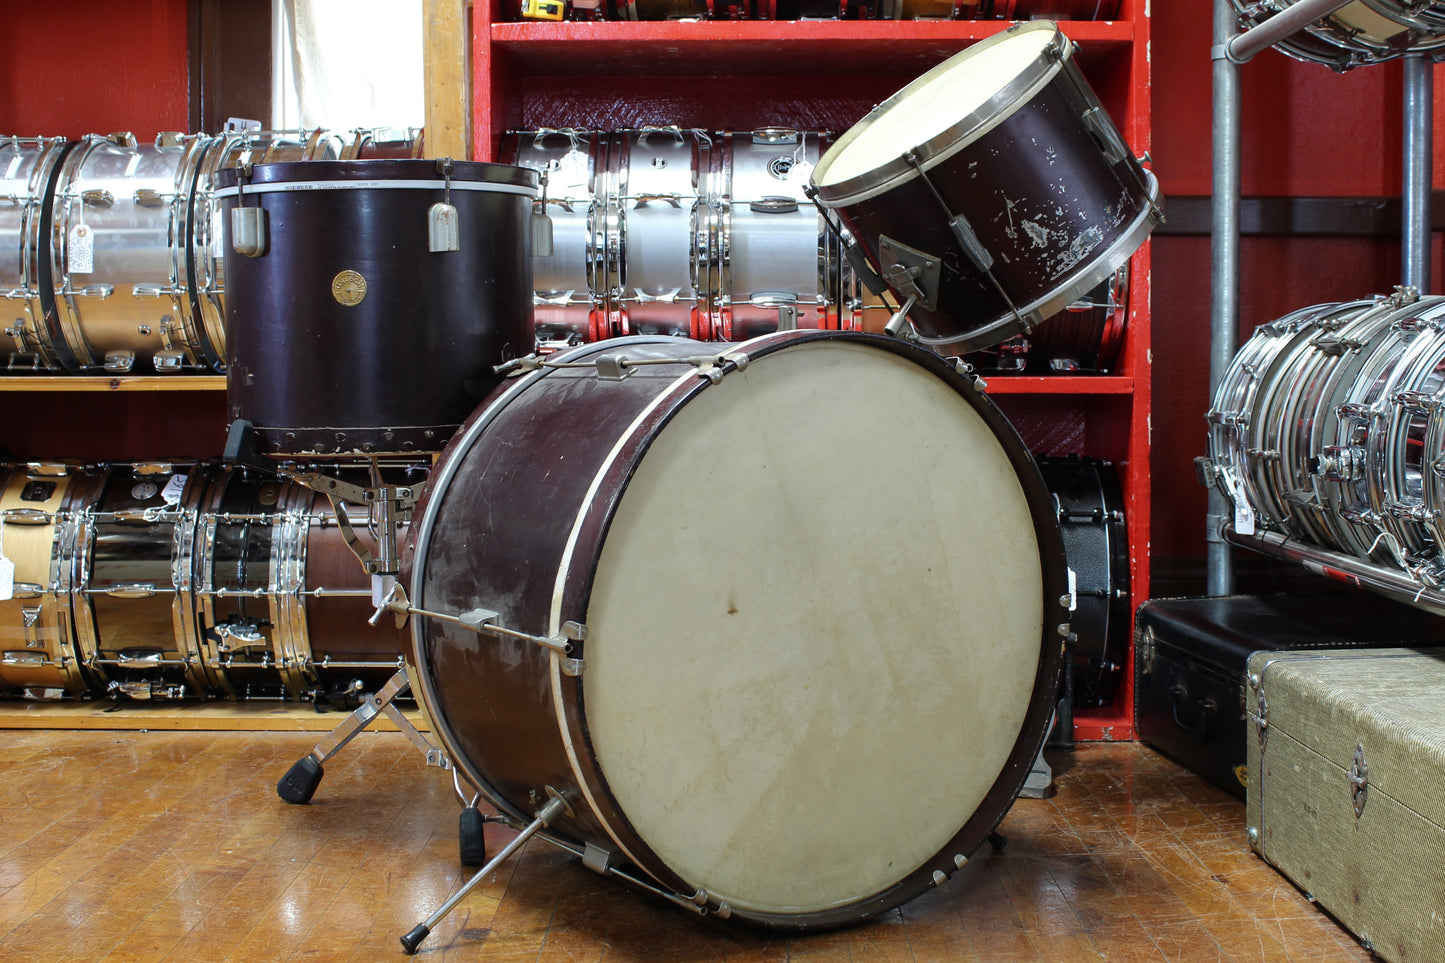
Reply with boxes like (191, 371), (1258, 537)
(69, 223), (95, 274)
(554, 149), (589, 193)
(0, 556), (13, 603)
(160, 473), (187, 507)
(1227, 472), (1256, 536)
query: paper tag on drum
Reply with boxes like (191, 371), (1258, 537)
(1226, 473), (1256, 536)
(160, 474), (187, 507)
(0, 556), (14, 603)
(68, 224), (94, 274)
(554, 149), (589, 192)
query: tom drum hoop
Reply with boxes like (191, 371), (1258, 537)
(406, 329), (1069, 928)
(810, 20), (1161, 352)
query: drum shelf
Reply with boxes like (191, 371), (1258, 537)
(0, 376), (225, 393)
(473, 0), (1152, 742)
(488, 19), (1134, 76)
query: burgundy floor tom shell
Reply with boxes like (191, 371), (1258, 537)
(215, 158), (538, 456)
(809, 20), (1161, 353)
(406, 329), (1068, 929)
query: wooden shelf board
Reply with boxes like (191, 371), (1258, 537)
(0, 376), (226, 393)
(0, 699), (429, 732)
(980, 375), (1134, 395)
(491, 19), (1132, 75)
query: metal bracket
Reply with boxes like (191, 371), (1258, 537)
(1348, 743), (1368, 818)
(878, 235), (942, 311)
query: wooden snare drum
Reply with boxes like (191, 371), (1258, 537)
(0, 463), (95, 697)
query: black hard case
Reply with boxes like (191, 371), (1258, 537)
(1134, 593), (1445, 800)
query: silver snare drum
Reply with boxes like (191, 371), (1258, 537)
(50, 133), (215, 374)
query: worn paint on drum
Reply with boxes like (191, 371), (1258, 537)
(408, 330), (1068, 928)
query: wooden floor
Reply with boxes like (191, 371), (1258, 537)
(0, 731), (1370, 962)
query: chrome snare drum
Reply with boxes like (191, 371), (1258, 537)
(49, 132), (217, 374)
(502, 129), (610, 346)
(1, 136), (72, 371)
(70, 462), (210, 699)
(190, 464), (284, 699)
(604, 128), (713, 338)
(0, 463), (95, 697)
(1229, 0), (1445, 70)
(703, 129), (841, 341)
(270, 468), (422, 701)
(810, 20), (1161, 352)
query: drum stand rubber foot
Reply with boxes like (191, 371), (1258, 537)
(277, 756), (324, 804)
(459, 807), (488, 866)
(275, 666), (446, 805)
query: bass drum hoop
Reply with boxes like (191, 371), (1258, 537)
(407, 330), (1068, 929)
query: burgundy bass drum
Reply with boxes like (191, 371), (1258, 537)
(405, 329), (1069, 928)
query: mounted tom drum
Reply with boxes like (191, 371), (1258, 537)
(809, 20), (1161, 352)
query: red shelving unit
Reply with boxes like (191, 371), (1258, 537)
(469, 0), (1152, 741)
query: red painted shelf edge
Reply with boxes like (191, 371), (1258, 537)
(980, 375), (1134, 395)
(490, 19), (1134, 45)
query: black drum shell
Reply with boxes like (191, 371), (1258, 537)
(216, 159), (538, 456)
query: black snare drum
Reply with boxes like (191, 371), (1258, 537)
(1037, 455), (1129, 708)
(809, 20), (1160, 353)
(215, 159), (538, 456)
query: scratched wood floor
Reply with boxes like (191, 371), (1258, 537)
(0, 730), (1370, 963)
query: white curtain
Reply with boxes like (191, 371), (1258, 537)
(273, 0), (425, 131)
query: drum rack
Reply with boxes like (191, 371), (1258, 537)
(1205, 0), (1436, 596)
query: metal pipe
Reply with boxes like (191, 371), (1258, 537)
(1403, 53), (1433, 293)
(1208, 0), (1242, 596)
(1224, 0), (1355, 64)
(1224, 526), (1445, 618)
